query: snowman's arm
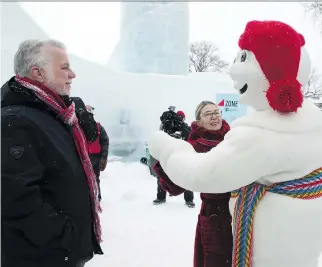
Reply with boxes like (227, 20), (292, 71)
(149, 126), (268, 193)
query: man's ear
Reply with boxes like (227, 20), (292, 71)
(30, 66), (44, 83)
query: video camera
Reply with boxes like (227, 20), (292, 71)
(160, 106), (185, 135)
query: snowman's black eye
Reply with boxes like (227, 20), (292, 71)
(241, 51), (247, 62)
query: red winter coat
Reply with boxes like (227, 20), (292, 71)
(154, 120), (232, 267)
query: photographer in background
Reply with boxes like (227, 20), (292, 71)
(84, 105), (109, 202)
(152, 106), (195, 208)
(71, 98), (109, 202)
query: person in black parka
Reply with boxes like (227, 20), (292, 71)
(84, 105), (109, 201)
(153, 110), (195, 207)
(69, 100), (109, 202)
(1, 39), (103, 267)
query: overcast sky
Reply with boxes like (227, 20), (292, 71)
(19, 2), (322, 70)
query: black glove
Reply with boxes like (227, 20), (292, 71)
(76, 109), (98, 142)
(180, 123), (191, 141)
(99, 157), (107, 171)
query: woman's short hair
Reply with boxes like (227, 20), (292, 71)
(195, 100), (216, 120)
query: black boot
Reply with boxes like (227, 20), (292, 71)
(153, 198), (166, 205)
(185, 201), (195, 208)
(184, 190), (195, 208)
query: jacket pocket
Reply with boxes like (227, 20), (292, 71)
(198, 214), (233, 254)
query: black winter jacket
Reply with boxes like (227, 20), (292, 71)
(99, 125), (109, 159)
(1, 77), (103, 267)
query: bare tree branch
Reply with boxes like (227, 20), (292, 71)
(189, 41), (229, 73)
(302, 2), (322, 32)
(315, 102), (322, 110)
(304, 68), (322, 100)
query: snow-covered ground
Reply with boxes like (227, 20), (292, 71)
(87, 161), (322, 267)
(87, 161), (200, 267)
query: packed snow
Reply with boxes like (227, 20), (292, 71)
(88, 161), (200, 267)
(87, 161), (322, 267)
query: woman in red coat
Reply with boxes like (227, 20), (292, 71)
(154, 100), (232, 267)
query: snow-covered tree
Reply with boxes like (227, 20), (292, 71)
(303, 2), (322, 32)
(304, 68), (322, 100)
(189, 41), (229, 72)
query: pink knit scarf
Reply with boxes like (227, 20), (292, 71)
(15, 76), (102, 243)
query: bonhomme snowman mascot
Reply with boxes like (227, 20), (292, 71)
(148, 20), (322, 267)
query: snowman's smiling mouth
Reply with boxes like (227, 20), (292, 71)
(239, 83), (248, 94)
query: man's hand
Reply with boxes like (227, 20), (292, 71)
(99, 157), (107, 171)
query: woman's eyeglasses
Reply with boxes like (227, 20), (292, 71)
(202, 111), (222, 118)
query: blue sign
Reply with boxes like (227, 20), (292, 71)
(216, 93), (247, 125)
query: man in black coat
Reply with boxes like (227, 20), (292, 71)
(1, 39), (103, 267)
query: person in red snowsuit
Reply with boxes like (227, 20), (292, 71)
(154, 101), (233, 267)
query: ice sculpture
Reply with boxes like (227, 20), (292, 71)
(108, 1), (190, 75)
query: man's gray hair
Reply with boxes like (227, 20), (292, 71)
(14, 39), (66, 77)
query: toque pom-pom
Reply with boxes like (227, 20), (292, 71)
(266, 79), (303, 114)
(298, 33), (305, 46)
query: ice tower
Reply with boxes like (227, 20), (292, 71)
(108, 1), (190, 75)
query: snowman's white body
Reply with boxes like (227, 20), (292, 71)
(226, 98), (322, 267)
(148, 31), (322, 266)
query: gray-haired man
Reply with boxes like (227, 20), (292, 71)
(1, 39), (103, 267)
